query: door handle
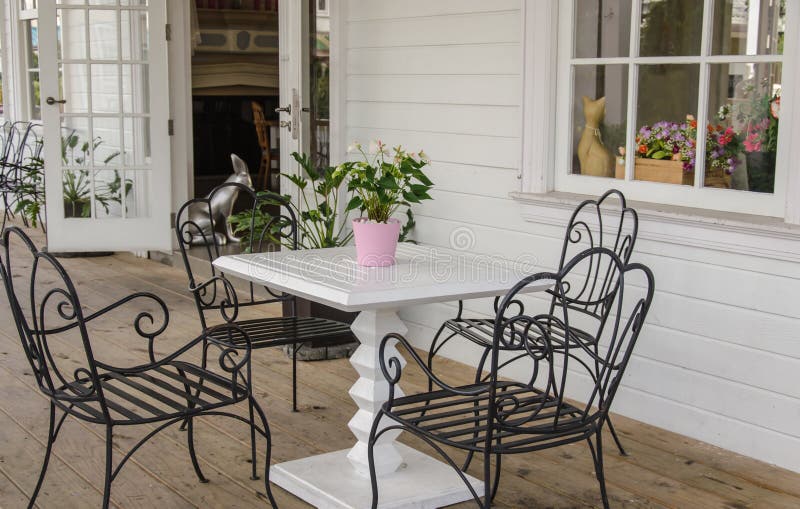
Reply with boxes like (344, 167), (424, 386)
(46, 97), (67, 105)
(275, 105), (291, 114)
(279, 120), (291, 131)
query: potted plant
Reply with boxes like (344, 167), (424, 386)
(737, 93), (780, 193)
(615, 115), (741, 188)
(15, 132), (124, 226)
(335, 140), (433, 266)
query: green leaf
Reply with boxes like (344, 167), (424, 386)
(345, 196), (363, 211)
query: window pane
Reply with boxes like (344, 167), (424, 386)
(633, 64), (699, 186)
(571, 64), (629, 178)
(29, 71), (41, 120)
(574, 0), (633, 58)
(93, 169), (123, 218)
(711, 0), (786, 55)
(26, 20), (39, 69)
(63, 169), (92, 218)
(639, 0), (703, 56)
(58, 8), (87, 61)
(709, 62), (781, 193)
(89, 9), (118, 59)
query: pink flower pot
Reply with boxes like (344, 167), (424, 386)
(352, 218), (401, 267)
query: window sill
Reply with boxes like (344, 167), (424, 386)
(511, 191), (800, 263)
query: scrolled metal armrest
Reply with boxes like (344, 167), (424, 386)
(190, 275), (239, 323)
(379, 333), (491, 405)
(203, 323), (252, 379)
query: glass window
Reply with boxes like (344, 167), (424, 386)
(569, 0), (787, 195)
(25, 19), (41, 120)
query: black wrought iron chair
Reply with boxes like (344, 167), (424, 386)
(370, 247), (654, 508)
(0, 226), (278, 509)
(175, 182), (354, 413)
(426, 189), (638, 455)
(1, 122), (38, 231)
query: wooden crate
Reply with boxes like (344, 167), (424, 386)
(614, 158), (731, 188)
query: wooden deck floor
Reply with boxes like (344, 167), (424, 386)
(1, 226), (800, 509)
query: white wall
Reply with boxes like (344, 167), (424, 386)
(344, 0), (800, 473)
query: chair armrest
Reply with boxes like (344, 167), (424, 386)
(189, 275), (240, 322)
(45, 291), (169, 344)
(379, 333), (491, 405)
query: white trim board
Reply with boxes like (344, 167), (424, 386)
(512, 191), (800, 264)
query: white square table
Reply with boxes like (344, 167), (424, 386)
(213, 243), (550, 508)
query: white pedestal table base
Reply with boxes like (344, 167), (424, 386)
(270, 443), (483, 509)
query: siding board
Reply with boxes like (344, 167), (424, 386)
(347, 44), (521, 75)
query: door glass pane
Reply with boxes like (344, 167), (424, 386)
(29, 71), (42, 120)
(57, 8), (87, 60)
(708, 62), (781, 193)
(93, 116), (122, 165)
(93, 169), (123, 218)
(121, 64), (149, 113)
(124, 170), (149, 217)
(60, 118), (90, 167)
(60, 64), (89, 113)
(308, 0), (330, 168)
(639, 0), (703, 56)
(711, 0), (786, 55)
(121, 10), (149, 60)
(123, 117), (150, 165)
(89, 9), (118, 59)
(570, 64), (629, 179)
(574, 0), (632, 58)
(90, 64), (120, 113)
(634, 64), (699, 186)
(63, 169), (92, 217)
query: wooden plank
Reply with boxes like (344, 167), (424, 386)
(346, 0), (520, 21)
(347, 44), (521, 76)
(347, 11), (520, 48)
(0, 469), (31, 509)
(0, 403), (103, 509)
(347, 75), (521, 106)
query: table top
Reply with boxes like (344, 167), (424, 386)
(213, 243), (551, 312)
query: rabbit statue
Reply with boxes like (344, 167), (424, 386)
(188, 154), (253, 245)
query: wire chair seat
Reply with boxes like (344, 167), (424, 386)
(208, 315), (353, 349)
(384, 381), (593, 453)
(442, 317), (597, 351)
(60, 362), (249, 425)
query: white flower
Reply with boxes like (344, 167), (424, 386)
(347, 140), (361, 153)
(418, 150), (429, 163)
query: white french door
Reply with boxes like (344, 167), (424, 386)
(39, 0), (172, 252)
(277, 0), (338, 180)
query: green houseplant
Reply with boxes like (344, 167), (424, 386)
(228, 151), (355, 250)
(335, 140), (433, 266)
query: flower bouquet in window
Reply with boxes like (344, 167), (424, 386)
(623, 116), (742, 188)
(732, 93), (780, 193)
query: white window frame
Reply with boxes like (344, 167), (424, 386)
(521, 0), (800, 223)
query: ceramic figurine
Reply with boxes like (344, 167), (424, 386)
(577, 96), (614, 178)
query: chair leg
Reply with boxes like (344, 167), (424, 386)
(292, 343), (299, 412)
(593, 431), (610, 509)
(482, 450), (492, 509)
(368, 410), (384, 509)
(461, 347), (491, 472)
(490, 454), (502, 503)
(249, 397), (278, 508)
(248, 397), (260, 480)
(187, 417), (209, 483)
(102, 426), (114, 509)
(606, 417), (628, 456)
(28, 403), (57, 509)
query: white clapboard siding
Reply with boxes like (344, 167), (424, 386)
(347, 75), (522, 106)
(344, 0), (800, 473)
